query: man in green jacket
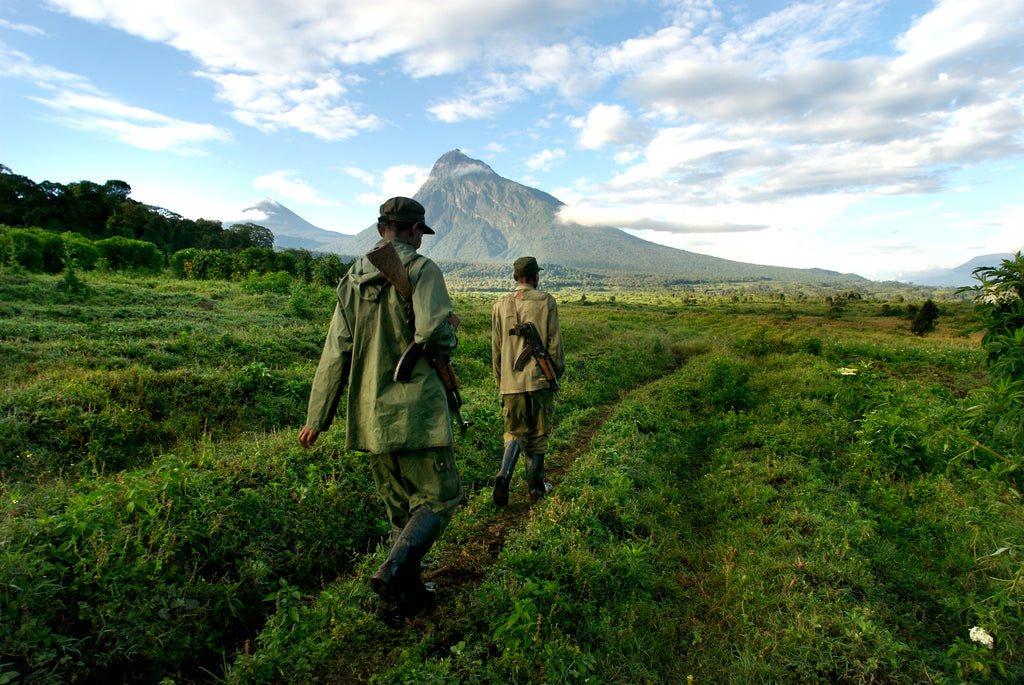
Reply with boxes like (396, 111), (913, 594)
(298, 197), (463, 617)
(491, 256), (565, 505)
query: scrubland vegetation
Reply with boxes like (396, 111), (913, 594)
(1, 251), (1022, 684)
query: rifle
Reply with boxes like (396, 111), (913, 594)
(365, 241), (471, 433)
(510, 321), (561, 401)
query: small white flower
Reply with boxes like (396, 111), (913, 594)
(981, 288), (1020, 305)
(837, 367), (858, 376)
(970, 626), (994, 649)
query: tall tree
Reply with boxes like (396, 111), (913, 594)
(227, 222), (274, 249)
(911, 299), (940, 337)
(0, 165), (41, 226)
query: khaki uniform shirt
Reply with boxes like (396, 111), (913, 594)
(306, 238), (458, 453)
(491, 284), (565, 395)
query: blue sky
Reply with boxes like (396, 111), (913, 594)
(2, 0), (1022, 280)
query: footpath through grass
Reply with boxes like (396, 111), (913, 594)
(227, 303), (1022, 684)
(2, 272), (1022, 683)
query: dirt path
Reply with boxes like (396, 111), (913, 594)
(428, 405), (613, 592)
(317, 403), (620, 684)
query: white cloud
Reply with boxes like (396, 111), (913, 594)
(342, 167), (375, 185)
(381, 164), (430, 196)
(35, 92), (230, 154)
(983, 205), (1024, 255)
(891, 0), (1023, 81)
(47, 0), (610, 130)
(0, 18), (47, 36)
(1, 45), (231, 153)
(526, 148), (566, 171)
(428, 99), (498, 124)
(200, 71), (380, 140)
(254, 171), (332, 206)
(240, 208), (269, 223)
(570, 104), (646, 150)
(0, 44), (98, 93)
(356, 164), (431, 208)
(427, 73), (524, 123)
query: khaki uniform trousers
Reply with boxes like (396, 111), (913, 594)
(501, 388), (555, 454)
(370, 446), (462, 537)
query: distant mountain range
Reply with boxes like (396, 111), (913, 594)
(895, 254), (1015, 288)
(242, 149), (949, 287)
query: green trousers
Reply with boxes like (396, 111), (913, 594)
(370, 446), (463, 534)
(501, 388), (555, 454)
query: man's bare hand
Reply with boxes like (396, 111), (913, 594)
(298, 426), (321, 449)
(448, 313), (460, 331)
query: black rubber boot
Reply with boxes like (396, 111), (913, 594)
(493, 440), (521, 506)
(371, 507), (441, 612)
(524, 453), (551, 501)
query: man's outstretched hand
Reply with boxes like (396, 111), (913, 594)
(298, 426), (321, 449)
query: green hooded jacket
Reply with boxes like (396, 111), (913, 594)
(305, 238), (458, 453)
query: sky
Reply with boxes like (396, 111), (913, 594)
(1, 0), (1022, 281)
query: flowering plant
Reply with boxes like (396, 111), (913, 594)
(960, 251), (1024, 384)
(969, 626), (994, 649)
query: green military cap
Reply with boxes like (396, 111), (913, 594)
(379, 196), (434, 234)
(513, 256), (543, 278)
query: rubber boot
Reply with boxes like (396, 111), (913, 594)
(492, 440), (521, 506)
(524, 453), (551, 501)
(371, 507), (440, 613)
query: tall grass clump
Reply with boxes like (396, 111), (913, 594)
(1, 432), (383, 682)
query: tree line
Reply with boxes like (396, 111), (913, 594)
(0, 164), (273, 254)
(0, 164), (351, 286)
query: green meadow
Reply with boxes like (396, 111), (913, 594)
(1, 267), (1022, 684)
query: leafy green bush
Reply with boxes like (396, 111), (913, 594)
(94, 236), (163, 273)
(0, 226), (64, 273)
(911, 298), (940, 336)
(233, 247), (279, 276)
(1, 441), (384, 682)
(60, 231), (99, 270)
(700, 357), (754, 412)
(175, 248), (234, 279)
(0, 365), (308, 479)
(963, 253), (1024, 381)
(310, 253), (348, 287)
(960, 251), (1024, 447)
(241, 270), (292, 295)
(854, 392), (935, 475)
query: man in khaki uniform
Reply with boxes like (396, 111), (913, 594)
(298, 197), (462, 617)
(491, 256), (565, 505)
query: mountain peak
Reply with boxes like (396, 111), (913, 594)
(426, 149), (495, 184)
(244, 197), (284, 212)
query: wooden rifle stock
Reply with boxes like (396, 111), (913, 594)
(366, 241), (471, 432)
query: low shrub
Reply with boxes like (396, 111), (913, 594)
(1, 439), (384, 682)
(94, 236), (163, 273)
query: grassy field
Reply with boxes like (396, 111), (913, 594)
(1, 269), (1021, 684)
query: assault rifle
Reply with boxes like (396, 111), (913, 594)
(510, 321), (561, 401)
(365, 241), (471, 433)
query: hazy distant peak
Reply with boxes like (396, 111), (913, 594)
(428, 149), (495, 182)
(244, 197), (284, 212)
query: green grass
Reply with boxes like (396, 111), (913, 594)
(1, 270), (1021, 684)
